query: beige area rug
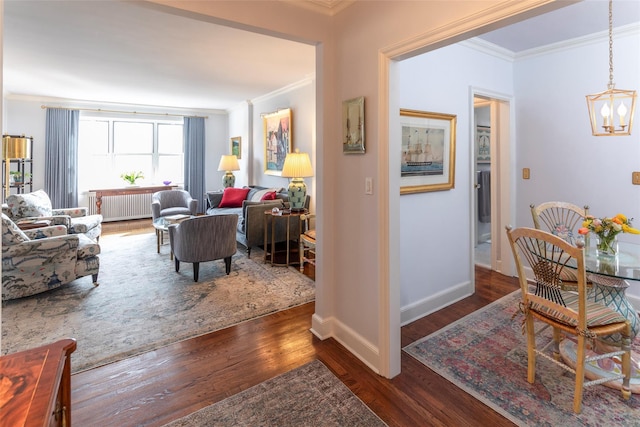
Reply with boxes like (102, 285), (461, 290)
(163, 360), (387, 427)
(1, 231), (315, 373)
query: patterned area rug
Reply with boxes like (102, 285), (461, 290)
(1, 231), (315, 373)
(162, 360), (387, 427)
(404, 291), (640, 427)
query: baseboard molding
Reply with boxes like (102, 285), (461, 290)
(400, 280), (473, 326)
(311, 313), (381, 375)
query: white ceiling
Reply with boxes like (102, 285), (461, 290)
(3, 0), (639, 111)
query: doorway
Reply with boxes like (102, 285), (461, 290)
(472, 93), (512, 275)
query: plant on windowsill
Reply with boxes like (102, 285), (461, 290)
(9, 171), (31, 185)
(120, 171), (144, 186)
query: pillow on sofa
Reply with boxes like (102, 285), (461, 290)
(250, 188), (283, 202)
(219, 187), (250, 208)
(2, 213), (30, 246)
(261, 191), (277, 201)
(7, 189), (53, 218)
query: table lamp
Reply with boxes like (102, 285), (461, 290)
(281, 149), (313, 211)
(3, 135), (31, 198)
(218, 154), (240, 188)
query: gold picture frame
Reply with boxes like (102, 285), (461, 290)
(400, 109), (456, 194)
(230, 136), (242, 159)
(342, 96), (365, 154)
(263, 108), (292, 176)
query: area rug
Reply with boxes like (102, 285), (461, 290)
(1, 231), (315, 373)
(162, 359), (387, 427)
(404, 291), (640, 427)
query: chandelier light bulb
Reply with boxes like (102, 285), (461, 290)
(617, 101), (628, 126)
(601, 102), (611, 126)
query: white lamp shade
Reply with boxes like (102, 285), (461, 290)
(218, 155), (240, 171)
(281, 150), (313, 178)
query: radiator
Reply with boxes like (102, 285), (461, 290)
(87, 193), (152, 222)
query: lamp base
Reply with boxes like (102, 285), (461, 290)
(288, 178), (307, 211)
(222, 172), (236, 188)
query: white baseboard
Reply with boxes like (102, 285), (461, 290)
(400, 280), (473, 326)
(311, 313), (381, 375)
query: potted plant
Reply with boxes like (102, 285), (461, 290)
(120, 171), (144, 186)
(9, 171), (31, 184)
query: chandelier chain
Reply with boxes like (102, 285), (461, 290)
(608, 0), (614, 88)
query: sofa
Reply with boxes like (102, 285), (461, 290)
(2, 213), (100, 300)
(205, 186), (310, 258)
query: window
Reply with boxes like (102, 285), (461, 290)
(78, 116), (183, 192)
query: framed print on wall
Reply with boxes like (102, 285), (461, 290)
(400, 109), (456, 194)
(342, 96), (365, 154)
(263, 108), (292, 176)
(476, 126), (490, 163)
(230, 136), (242, 159)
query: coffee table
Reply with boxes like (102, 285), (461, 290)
(153, 217), (190, 259)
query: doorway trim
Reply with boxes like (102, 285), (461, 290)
(470, 88), (515, 279)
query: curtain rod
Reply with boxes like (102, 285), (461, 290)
(40, 105), (208, 119)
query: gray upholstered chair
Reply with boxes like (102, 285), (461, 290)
(168, 214), (238, 281)
(151, 190), (198, 220)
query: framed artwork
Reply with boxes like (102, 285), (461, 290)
(263, 108), (292, 176)
(400, 109), (456, 194)
(230, 136), (242, 159)
(476, 126), (490, 163)
(342, 96), (365, 154)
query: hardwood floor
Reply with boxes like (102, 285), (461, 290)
(73, 222), (517, 426)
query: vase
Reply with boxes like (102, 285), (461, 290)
(595, 233), (618, 257)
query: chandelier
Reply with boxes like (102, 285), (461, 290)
(586, 0), (637, 136)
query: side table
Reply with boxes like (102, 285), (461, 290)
(263, 208), (307, 266)
(0, 338), (77, 427)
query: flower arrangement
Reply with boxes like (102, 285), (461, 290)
(120, 171), (144, 185)
(578, 213), (640, 255)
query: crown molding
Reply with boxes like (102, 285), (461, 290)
(280, 0), (355, 16)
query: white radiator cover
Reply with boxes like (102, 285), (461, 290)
(88, 193), (152, 222)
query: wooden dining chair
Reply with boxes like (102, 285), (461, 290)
(299, 213), (316, 272)
(506, 226), (631, 413)
(530, 201), (589, 246)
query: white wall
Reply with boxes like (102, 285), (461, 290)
(514, 27), (640, 306)
(397, 43), (514, 324)
(250, 79), (316, 213)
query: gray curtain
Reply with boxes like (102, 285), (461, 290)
(183, 116), (205, 213)
(45, 108), (79, 208)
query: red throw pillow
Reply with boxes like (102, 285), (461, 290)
(261, 191), (277, 201)
(219, 187), (250, 208)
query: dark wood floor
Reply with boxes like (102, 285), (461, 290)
(73, 222), (518, 426)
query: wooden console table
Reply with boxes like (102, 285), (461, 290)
(89, 185), (177, 214)
(0, 338), (77, 427)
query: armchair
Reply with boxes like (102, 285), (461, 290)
(2, 213), (100, 300)
(151, 189), (198, 220)
(4, 189), (103, 241)
(168, 214), (238, 281)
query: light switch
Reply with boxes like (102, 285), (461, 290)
(523, 168), (530, 180)
(365, 177), (373, 194)
(633, 172), (640, 185)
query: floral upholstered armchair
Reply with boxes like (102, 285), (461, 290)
(3, 189), (103, 241)
(1, 213), (100, 300)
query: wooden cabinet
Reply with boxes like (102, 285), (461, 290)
(0, 338), (77, 427)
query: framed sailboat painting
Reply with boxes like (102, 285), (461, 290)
(400, 109), (456, 194)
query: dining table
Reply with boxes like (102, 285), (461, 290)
(559, 239), (640, 393)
